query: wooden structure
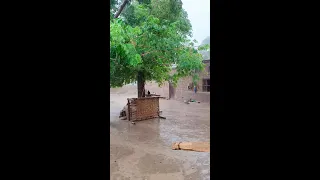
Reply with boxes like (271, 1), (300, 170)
(146, 94), (160, 97)
(127, 97), (164, 121)
(172, 142), (210, 152)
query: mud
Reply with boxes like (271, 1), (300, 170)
(110, 85), (210, 180)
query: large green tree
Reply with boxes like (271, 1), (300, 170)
(110, 0), (208, 97)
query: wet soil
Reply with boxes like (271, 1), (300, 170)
(110, 85), (210, 180)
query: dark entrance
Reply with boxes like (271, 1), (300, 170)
(202, 79), (210, 92)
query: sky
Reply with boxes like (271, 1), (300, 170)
(182, 0), (210, 46)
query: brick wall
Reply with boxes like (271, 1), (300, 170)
(175, 60), (210, 92)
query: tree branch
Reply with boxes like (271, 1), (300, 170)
(114, 0), (129, 18)
(140, 47), (185, 56)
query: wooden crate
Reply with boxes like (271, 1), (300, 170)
(127, 97), (163, 121)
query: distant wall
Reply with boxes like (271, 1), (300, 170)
(144, 81), (170, 98)
(110, 84), (137, 95)
(138, 60), (210, 102)
(174, 91), (210, 103)
(145, 80), (210, 103)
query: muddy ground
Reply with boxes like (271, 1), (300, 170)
(110, 85), (210, 180)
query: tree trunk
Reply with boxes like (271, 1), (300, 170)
(169, 82), (175, 99)
(114, 0), (129, 18)
(137, 72), (145, 98)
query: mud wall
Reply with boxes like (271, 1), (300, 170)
(144, 81), (170, 98)
(145, 79), (210, 103)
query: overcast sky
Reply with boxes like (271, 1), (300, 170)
(182, 0), (210, 45)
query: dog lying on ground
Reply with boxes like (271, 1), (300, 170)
(119, 104), (129, 120)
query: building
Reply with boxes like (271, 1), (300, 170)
(145, 60), (210, 103)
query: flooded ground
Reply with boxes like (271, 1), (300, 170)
(110, 85), (210, 180)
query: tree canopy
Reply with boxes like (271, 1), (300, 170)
(110, 0), (209, 97)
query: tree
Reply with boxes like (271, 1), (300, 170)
(114, 0), (129, 18)
(110, 0), (209, 97)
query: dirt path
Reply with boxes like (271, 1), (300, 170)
(110, 86), (210, 180)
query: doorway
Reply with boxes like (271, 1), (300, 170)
(169, 82), (175, 99)
(202, 79), (210, 92)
